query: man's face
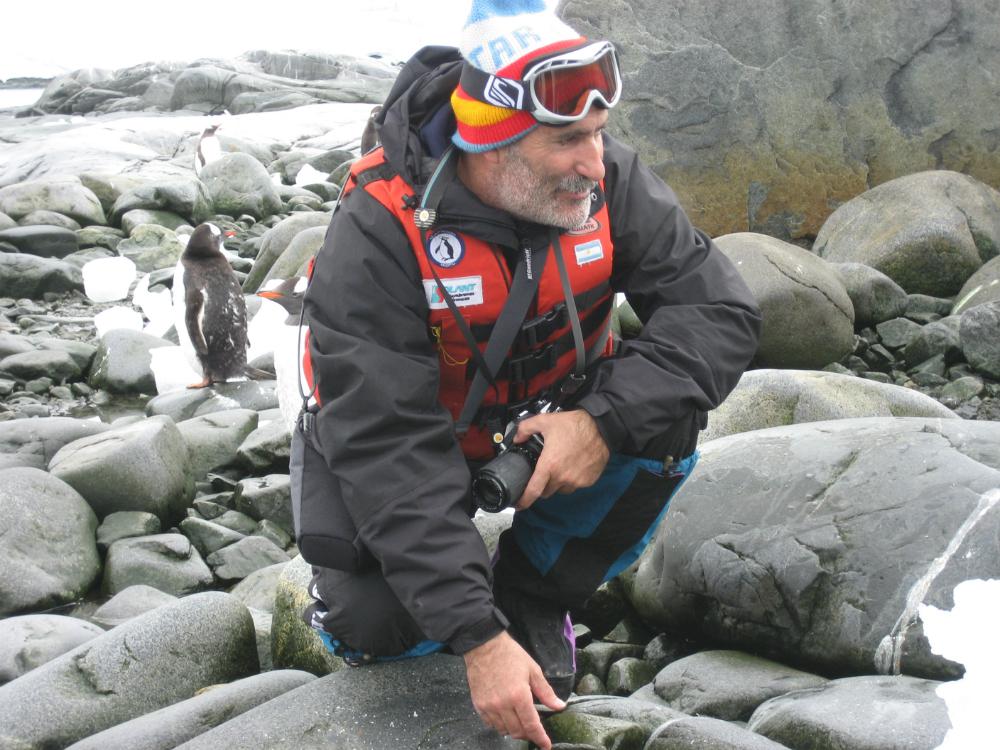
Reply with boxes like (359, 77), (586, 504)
(491, 107), (609, 230)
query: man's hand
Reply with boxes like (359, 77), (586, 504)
(464, 631), (565, 748)
(512, 409), (610, 510)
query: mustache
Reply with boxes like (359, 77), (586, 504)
(558, 176), (597, 193)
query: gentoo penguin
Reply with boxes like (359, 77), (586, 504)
(172, 223), (249, 388)
(257, 276), (315, 431)
(360, 105), (382, 154)
(193, 124), (223, 176)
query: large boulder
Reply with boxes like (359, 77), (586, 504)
(199, 153), (283, 220)
(814, 171), (1000, 296)
(703, 368), (957, 443)
(176, 408), (260, 478)
(260, 225), (326, 289)
(115, 223), (185, 272)
(0, 225), (79, 258)
(626, 417), (1000, 680)
(0, 468), (100, 616)
(832, 262), (909, 327)
(102, 533), (215, 596)
(0, 615), (104, 684)
(960, 301), (1000, 379)
(242, 211), (331, 292)
(0, 592), (258, 749)
(0, 348), (82, 382)
(0, 416), (110, 471)
(89, 328), (172, 393)
(110, 179), (213, 227)
(560, 0), (1000, 241)
(714, 232), (855, 368)
(0, 252), (84, 298)
(952, 254), (1000, 315)
(0, 177), (107, 226)
(48, 415), (193, 521)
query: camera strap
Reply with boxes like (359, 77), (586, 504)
(549, 229), (588, 406)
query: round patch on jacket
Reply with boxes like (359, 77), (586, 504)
(428, 231), (465, 268)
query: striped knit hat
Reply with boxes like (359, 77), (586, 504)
(451, 0), (587, 152)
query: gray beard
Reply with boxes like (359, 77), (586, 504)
(490, 148), (595, 230)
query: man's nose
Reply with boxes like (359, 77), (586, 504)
(575, 137), (605, 182)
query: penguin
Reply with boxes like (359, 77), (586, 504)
(360, 105), (382, 155)
(193, 124), (223, 176)
(256, 276), (314, 432)
(172, 223), (249, 388)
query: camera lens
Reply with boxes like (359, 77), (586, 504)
(471, 472), (510, 513)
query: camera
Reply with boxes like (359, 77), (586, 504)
(471, 401), (553, 513)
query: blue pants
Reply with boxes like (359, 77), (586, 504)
(309, 451), (698, 662)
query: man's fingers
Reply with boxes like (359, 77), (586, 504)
(512, 699), (551, 749)
(530, 668), (567, 712)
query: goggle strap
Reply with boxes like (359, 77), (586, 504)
(459, 64), (533, 113)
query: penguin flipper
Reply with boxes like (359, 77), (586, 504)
(185, 287), (209, 356)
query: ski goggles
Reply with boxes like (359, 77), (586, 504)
(460, 41), (622, 125)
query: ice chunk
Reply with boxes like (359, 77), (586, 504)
(82, 256), (136, 303)
(247, 297), (288, 363)
(149, 346), (202, 394)
(132, 273), (175, 338)
(93, 306), (144, 338)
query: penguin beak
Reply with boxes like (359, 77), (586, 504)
(257, 290), (283, 300)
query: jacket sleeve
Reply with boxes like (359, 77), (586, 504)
(575, 135), (762, 457)
(304, 186), (507, 654)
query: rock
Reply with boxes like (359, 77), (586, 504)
(606, 656), (657, 696)
(49, 415), (193, 521)
(213, 510), (259, 536)
(271, 554), (342, 675)
(0, 591), (258, 749)
(228, 561), (287, 613)
(89, 328), (171, 393)
(579, 642), (645, 684)
(89, 584), (178, 628)
(96, 510), (162, 550)
(179, 516), (246, 557)
(176, 408), (259, 478)
(0, 331), (35, 358)
(0, 347), (82, 382)
(0, 615), (104, 685)
(544, 711), (646, 748)
(902, 315), (963, 368)
(34, 336), (98, 371)
(952, 254), (1000, 315)
(235, 474), (292, 532)
(145, 380), (279, 419)
(715, 232), (855, 368)
(748, 675), (949, 749)
(875, 316), (925, 350)
(241, 211), (331, 292)
(120, 208), (189, 234)
(626, 417), (1000, 680)
(645, 716), (790, 750)
(173, 654), (515, 750)
(65, 670), (316, 750)
(261, 224), (326, 288)
(76, 224), (125, 252)
(960, 300), (1000, 378)
(116, 223), (185, 272)
(832, 262), (909, 327)
(702, 368), (956, 443)
(0, 212), (15, 230)
(18, 209), (82, 231)
(0, 225), (80, 258)
(652, 650), (827, 721)
(205, 536), (290, 582)
(0, 177), (107, 226)
(0, 468), (100, 616)
(103, 533), (215, 596)
(236, 419), (291, 473)
(559, 2), (1000, 241)
(110, 180), (213, 228)
(200, 153), (283, 220)
(939, 375), (985, 408)
(815, 171), (1000, 296)
(0, 416), (109, 470)
(0, 252), (84, 298)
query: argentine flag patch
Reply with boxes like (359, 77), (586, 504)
(574, 239), (604, 266)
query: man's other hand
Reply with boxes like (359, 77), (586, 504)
(513, 409), (610, 510)
(464, 631), (565, 748)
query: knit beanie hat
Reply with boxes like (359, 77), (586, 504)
(451, 0), (587, 152)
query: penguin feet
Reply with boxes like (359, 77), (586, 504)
(187, 377), (213, 389)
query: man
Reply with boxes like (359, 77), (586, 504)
(294, 1), (761, 747)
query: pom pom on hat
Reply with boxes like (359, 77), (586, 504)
(452, 0), (587, 152)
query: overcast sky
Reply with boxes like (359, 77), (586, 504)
(0, 0), (497, 80)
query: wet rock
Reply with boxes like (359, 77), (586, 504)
(0, 614), (104, 684)
(1, 347), (82, 381)
(270, 554), (341, 675)
(0, 252), (84, 298)
(0, 415), (109, 470)
(103, 533), (214, 596)
(176, 408), (259, 478)
(89, 328), (171, 393)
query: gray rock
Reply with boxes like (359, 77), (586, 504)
(832, 262), (909, 327)
(1, 348), (81, 383)
(558, 695), (685, 735)
(702, 369), (955, 443)
(103, 533), (215, 595)
(939, 375), (986, 408)
(96, 510), (162, 550)
(49, 415), (193, 521)
(120, 208), (189, 234)
(145, 379), (279, 417)
(652, 650), (827, 721)
(544, 711), (646, 748)
(0, 224), (80, 258)
(65, 670), (316, 750)
(213, 509), (259, 535)
(76, 224), (125, 251)
(228, 561), (287, 613)
(253, 519), (292, 549)
(177, 408), (259, 478)
(815, 171), (1000, 296)
(271, 554), (342, 675)
(0, 416), (109, 470)
(206, 536), (290, 582)
(0, 211), (15, 230)
(236, 419), (291, 473)
(179, 516), (246, 556)
(903, 315), (963, 368)
(607, 657), (657, 696)
(0, 615), (104, 684)
(174, 654), (517, 750)
(626, 417), (1000, 680)
(952, 254), (1000, 315)
(89, 584), (178, 628)
(580, 642), (646, 684)
(241, 211), (331, 292)
(261, 224), (326, 288)
(116, 223), (185, 272)
(18, 209), (82, 231)
(0, 177), (107, 226)
(88, 328), (171, 393)
(0, 591), (258, 749)
(645, 716), (790, 750)
(0, 331), (35, 358)
(876, 316), (925, 349)
(715, 232), (855, 368)
(906, 293), (954, 318)
(0, 468), (100, 616)
(748, 675), (949, 749)
(34, 336), (98, 371)
(235, 473), (292, 532)
(111, 179), (213, 228)
(200, 152), (283, 220)
(0, 252), (84, 298)
(960, 300), (1000, 378)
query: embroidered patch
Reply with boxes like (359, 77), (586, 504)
(428, 231), (465, 268)
(424, 276), (484, 309)
(574, 239), (604, 266)
(567, 216), (601, 236)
